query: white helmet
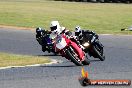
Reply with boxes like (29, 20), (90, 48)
(50, 21), (61, 35)
(75, 26), (81, 32)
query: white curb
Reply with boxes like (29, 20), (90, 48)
(0, 59), (59, 70)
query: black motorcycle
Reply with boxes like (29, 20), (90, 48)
(36, 30), (56, 54)
(41, 34), (54, 53)
(78, 34), (105, 61)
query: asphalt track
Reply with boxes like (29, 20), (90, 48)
(0, 28), (132, 88)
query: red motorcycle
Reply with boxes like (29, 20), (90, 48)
(53, 34), (90, 66)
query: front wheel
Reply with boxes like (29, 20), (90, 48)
(93, 45), (105, 61)
(42, 46), (46, 52)
(65, 48), (83, 66)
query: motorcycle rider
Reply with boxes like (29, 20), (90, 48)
(50, 21), (85, 60)
(75, 26), (98, 41)
(36, 27), (51, 52)
(50, 21), (84, 47)
(74, 26), (103, 50)
(50, 21), (72, 39)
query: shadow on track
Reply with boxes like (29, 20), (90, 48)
(37, 54), (101, 62)
(89, 59), (101, 62)
(39, 59), (101, 68)
(40, 65), (77, 68)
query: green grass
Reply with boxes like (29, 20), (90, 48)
(0, 0), (132, 34)
(0, 52), (51, 67)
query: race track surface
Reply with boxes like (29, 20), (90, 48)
(0, 28), (132, 88)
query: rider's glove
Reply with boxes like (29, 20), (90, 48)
(80, 45), (85, 50)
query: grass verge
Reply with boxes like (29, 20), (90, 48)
(0, 52), (51, 67)
(0, 0), (132, 34)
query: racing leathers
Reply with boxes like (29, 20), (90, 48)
(75, 30), (98, 43)
(75, 29), (103, 51)
(36, 28), (51, 52)
(36, 29), (46, 46)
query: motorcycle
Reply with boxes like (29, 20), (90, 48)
(54, 34), (90, 66)
(36, 31), (56, 54)
(41, 34), (55, 53)
(80, 34), (105, 61)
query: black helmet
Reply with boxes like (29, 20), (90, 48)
(36, 27), (45, 37)
(36, 27), (43, 32)
(75, 26), (82, 36)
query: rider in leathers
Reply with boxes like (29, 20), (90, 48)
(74, 26), (103, 52)
(50, 21), (85, 61)
(36, 27), (51, 52)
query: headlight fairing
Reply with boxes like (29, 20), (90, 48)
(83, 42), (90, 47)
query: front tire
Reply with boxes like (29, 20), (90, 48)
(93, 45), (105, 61)
(65, 49), (83, 66)
(42, 46), (46, 52)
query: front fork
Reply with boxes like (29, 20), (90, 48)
(93, 40), (104, 55)
(60, 46), (82, 62)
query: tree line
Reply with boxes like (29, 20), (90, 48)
(57, 0), (132, 3)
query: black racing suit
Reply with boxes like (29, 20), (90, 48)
(36, 30), (51, 52)
(36, 30), (46, 45)
(75, 29), (103, 51)
(61, 28), (72, 37)
(75, 30), (98, 43)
